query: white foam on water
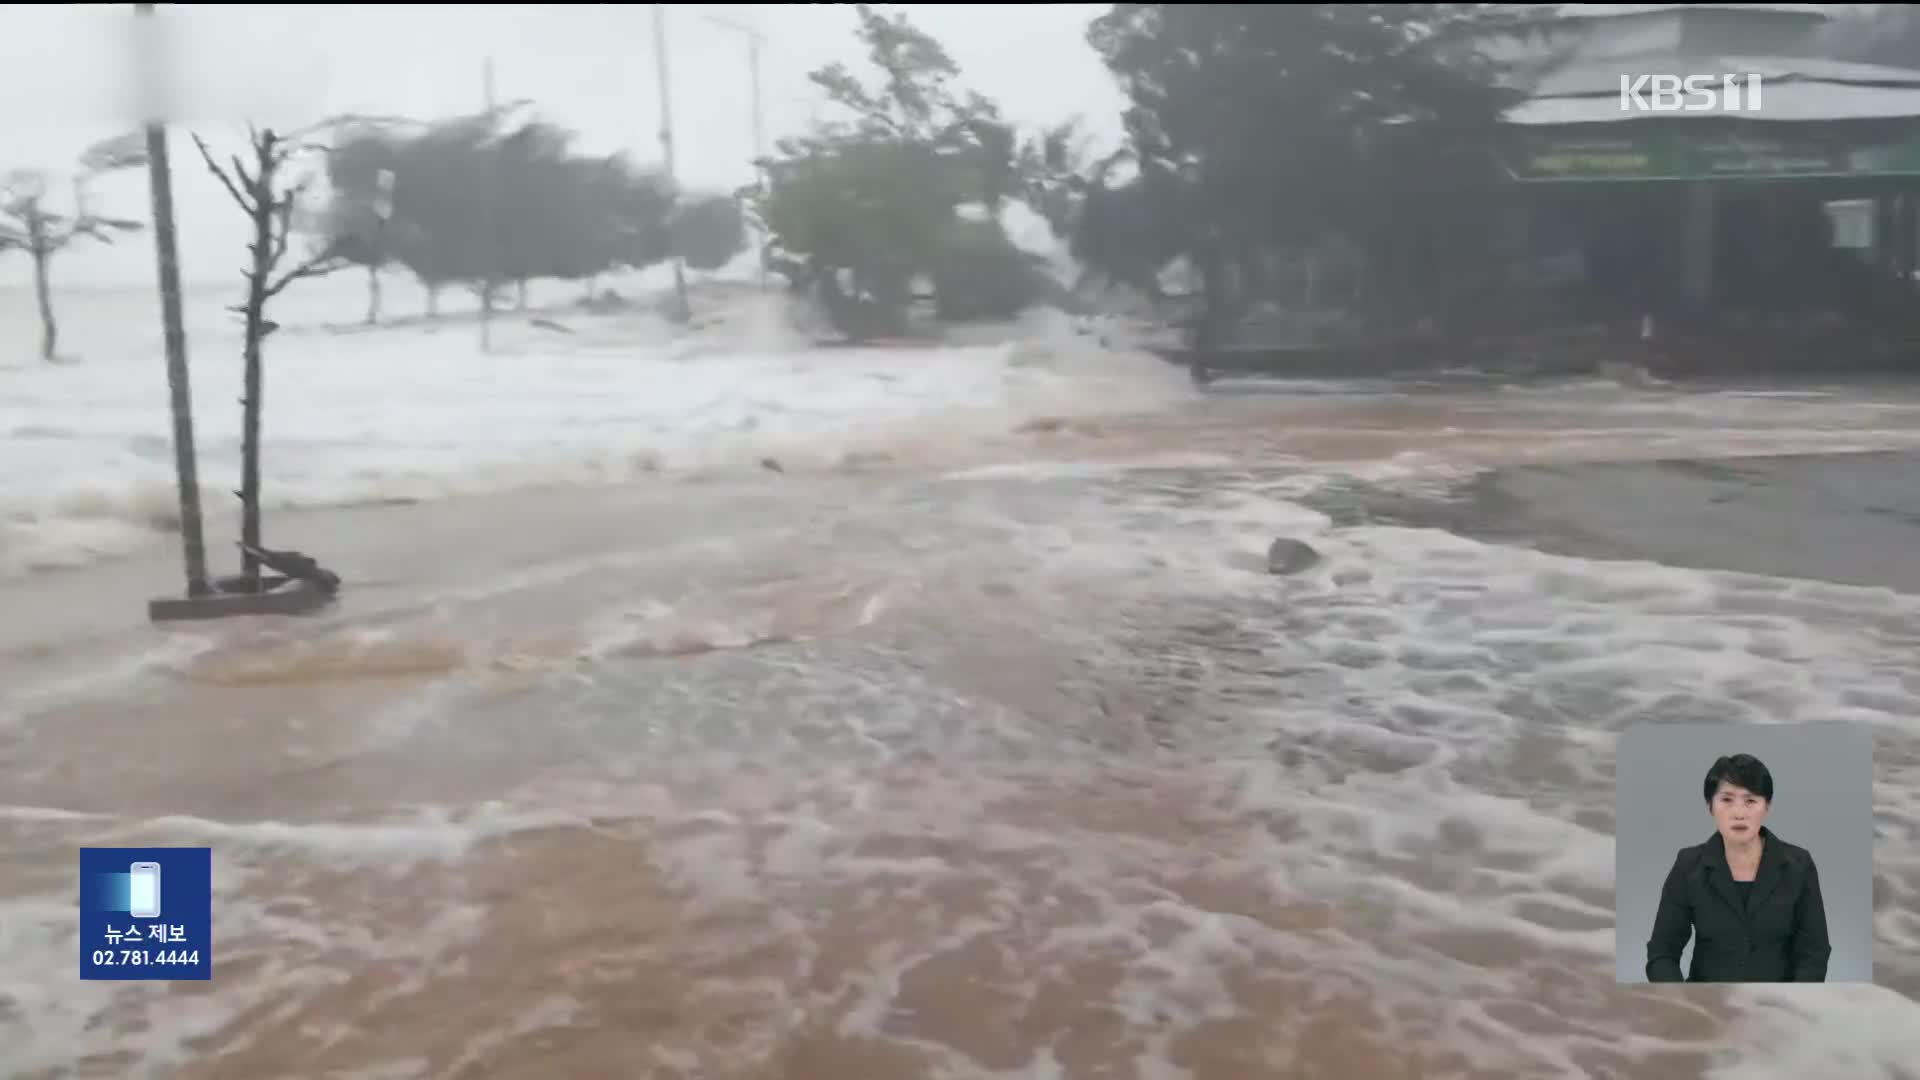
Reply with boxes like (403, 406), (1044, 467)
(0, 890), (246, 1079)
(0, 629), (220, 730)
(915, 472), (1920, 1072)
(944, 452), (1240, 481)
(576, 571), (906, 663)
(440, 994), (583, 1077)
(1715, 985), (1920, 1079)
(0, 896), (109, 1068)
(0, 288), (1195, 580)
(109, 802), (593, 867)
(5, 369), (1920, 1073)
(1336, 451), (1489, 493)
(0, 804), (113, 824)
(0, 798), (592, 1075)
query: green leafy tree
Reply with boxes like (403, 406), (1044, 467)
(753, 5), (1061, 337)
(930, 216), (1044, 322)
(600, 158), (677, 277)
(328, 111), (682, 323)
(0, 134), (148, 361)
(1083, 4), (1518, 338)
(322, 126), (404, 323)
(383, 113), (501, 318)
(761, 137), (961, 335)
(670, 193), (747, 272)
(491, 118), (577, 308)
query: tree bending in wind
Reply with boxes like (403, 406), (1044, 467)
(0, 134), (149, 362)
(1083, 3), (1520, 342)
(751, 4), (1066, 339)
(321, 109), (739, 328)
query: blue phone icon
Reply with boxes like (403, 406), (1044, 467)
(128, 862), (161, 919)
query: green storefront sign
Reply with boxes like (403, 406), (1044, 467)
(1501, 126), (1920, 182)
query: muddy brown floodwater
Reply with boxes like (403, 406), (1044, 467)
(5, 376), (1920, 1079)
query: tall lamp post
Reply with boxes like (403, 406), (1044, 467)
(136, 0), (211, 602)
(480, 57), (498, 350)
(704, 12), (769, 290)
(653, 4), (691, 323)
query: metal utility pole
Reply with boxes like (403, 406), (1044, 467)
(480, 57), (497, 351)
(705, 12), (769, 290)
(136, 0), (210, 598)
(653, 4), (690, 322)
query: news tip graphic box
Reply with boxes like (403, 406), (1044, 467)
(79, 847), (212, 981)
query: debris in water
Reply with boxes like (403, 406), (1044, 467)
(1267, 537), (1321, 576)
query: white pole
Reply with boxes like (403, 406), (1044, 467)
(481, 57), (497, 349)
(654, 4), (690, 322)
(135, 0), (211, 598)
(705, 12), (770, 290)
(751, 37), (765, 168)
(750, 34), (767, 290)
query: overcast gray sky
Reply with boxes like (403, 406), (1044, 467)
(0, 3), (1123, 288)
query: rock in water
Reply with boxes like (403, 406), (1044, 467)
(1266, 537), (1321, 576)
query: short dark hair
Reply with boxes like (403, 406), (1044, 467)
(1703, 754), (1774, 805)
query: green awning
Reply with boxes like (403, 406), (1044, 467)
(1499, 124), (1920, 182)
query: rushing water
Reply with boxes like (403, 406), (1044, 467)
(5, 360), (1920, 1078)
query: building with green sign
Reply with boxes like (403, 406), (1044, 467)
(1480, 3), (1920, 316)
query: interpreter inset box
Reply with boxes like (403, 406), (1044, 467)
(1614, 722), (1873, 984)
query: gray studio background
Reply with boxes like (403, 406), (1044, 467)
(1614, 722), (1875, 983)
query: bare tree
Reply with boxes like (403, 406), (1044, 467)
(191, 124), (345, 591)
(0, 135), (148, 361)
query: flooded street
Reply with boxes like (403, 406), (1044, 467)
(6, 376), (1920, 1078)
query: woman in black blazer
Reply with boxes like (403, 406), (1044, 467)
(1645, 753), (1831, 982)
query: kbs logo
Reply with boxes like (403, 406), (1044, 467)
(1618, 74), (1764, 113)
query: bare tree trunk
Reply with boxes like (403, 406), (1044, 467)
(192, 124), (346, 595)
(425, 282), (440, 318)
(669, 258), (690, 324)
(364, 265), (381, 325)
(515, 278), (528, 310)
(1198, 247), (1228, 342)
(1188, 241), (1235, 385)
(239, 302), (265, 587)
(31, 246), (56, 362)
(817, 271), (857, 340)
(238, 192), (273, 590)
